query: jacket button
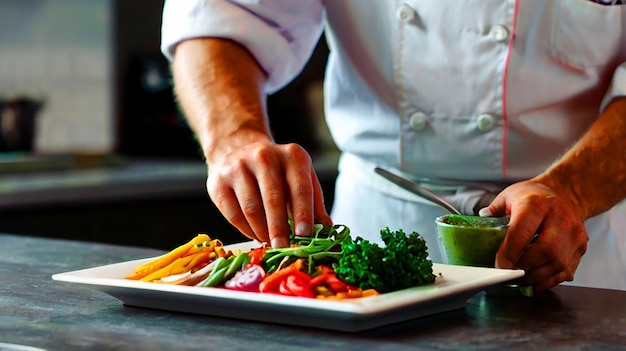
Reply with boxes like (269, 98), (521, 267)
(489, 25), (510, 42)
(409, 112), (428, 131)
(476, 114), (495, 132)
(396, 4), (416, 22)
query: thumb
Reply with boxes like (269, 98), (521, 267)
(478, 194), (515, 269)
(478, 194), (506, 217)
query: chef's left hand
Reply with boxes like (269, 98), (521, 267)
(479, 180), (588, 292)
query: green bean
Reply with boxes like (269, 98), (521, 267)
(201, 257), (233, 287)
(224, 253), (250, 281)
(203, 265), (229, 287)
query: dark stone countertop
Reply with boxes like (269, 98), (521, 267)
(1, 233), (625, 351)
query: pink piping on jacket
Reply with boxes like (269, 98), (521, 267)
(500, 0), (519, 178)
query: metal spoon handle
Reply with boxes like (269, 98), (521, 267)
(374, 167), (462, 215)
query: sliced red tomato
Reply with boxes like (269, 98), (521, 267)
(279, 279), (295, 296)
(284, 273), (314, 298)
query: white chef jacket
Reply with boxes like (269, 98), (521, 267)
(161, 0), (626, 290)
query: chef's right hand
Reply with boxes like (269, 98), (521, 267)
(205, 135), (332, 248)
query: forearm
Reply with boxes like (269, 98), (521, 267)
(534, 97), (626, 219)
(172, 38), (271, 163)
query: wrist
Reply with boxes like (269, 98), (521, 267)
(532, 170), (587, 220)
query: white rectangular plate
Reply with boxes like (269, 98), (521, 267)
(52, 241), (524, 332)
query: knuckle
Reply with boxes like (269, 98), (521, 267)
(558, 215), (580, 233)
(267, 222), (290, 237)
(291, 207), (312, 222)
(264, 191), (284, 208)
(295, 183), (312, 196)
(228, 159), (248, 174)
(251, 145), (275, 165)
(577, 241), (588, 256)
(285, 143), (312, 162)
(206, 175), (225, 195)
(213, 198), (245, 225)
(553, 256), (575, 283)
(575, 227), (589, 244)
(209, 191), (229, 208)
(520, 193), (549, 212)
(523, 192), (564, 215)
(284, 142), (305, 154)
(555, 258), (568, 274)
(207, 184), (231, 207)
(241, 199), (262, 217)
(541, 241), (560, 260)
(224, 211), (245, 225)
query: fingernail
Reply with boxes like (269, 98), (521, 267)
(296, 222), (312, 237)
(271, 237), (288, 248)
(478, 207), (492, 217)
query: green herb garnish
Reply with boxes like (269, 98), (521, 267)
(334, 227), (436, 293)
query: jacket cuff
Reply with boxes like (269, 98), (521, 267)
(161, 0), (323, 93)
(601, 62), (626, 113)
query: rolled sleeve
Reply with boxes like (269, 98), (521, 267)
(161, 0), (324, 93)
(601, 62), (626, 112)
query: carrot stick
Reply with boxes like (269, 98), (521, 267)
(128, 234), (211, 279)
(185, 251), (212, 271)
(140, 253), (202, 282)
(183, 238), (220, 257)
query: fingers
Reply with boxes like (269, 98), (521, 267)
(228, 146), (292, 248)
(522, 260), (577, 292)
(520, 241), (582, 292)
(491, 182), (589, 292)
(283, 143), (333, 237)
(285, 165), (333, 239)
(311, 169), (333, 227)
(208, 162), (275, 242)
(207, 142), (327, 248)
(496, 195), (545, 269)
(515, 215), (586, 290)
(256, 170), (291, 248)
(478, 191), (506, 218)
(207, 175), (257, 241)
(284, 158), (314, 238)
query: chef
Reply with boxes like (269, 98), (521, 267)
(161, 1), (626, 292)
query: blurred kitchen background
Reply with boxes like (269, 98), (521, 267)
(0, 0), (337, 250)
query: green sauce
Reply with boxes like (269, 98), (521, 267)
(436, 215), (508, 267)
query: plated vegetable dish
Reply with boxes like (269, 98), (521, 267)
(126, 223), (437, 299)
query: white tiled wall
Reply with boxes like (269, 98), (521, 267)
(0, 0), (114, 153)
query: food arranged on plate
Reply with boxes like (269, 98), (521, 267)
(126, 223), (438, 299)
